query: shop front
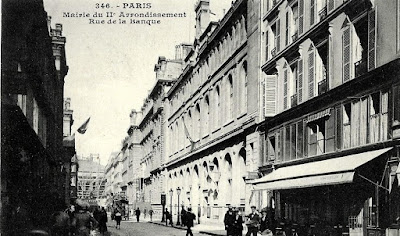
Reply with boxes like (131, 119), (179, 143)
(252, 147), (400, 236)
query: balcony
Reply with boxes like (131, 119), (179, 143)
(292, 31), (298, 42)
(319, 6), (327, 20)
(355, 59), (367, 78)
(291, 94), (298, 107)
(318, 79), (327, 95)
(271, 48), (277, 57)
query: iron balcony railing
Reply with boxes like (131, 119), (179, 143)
(355, 59), (367, 78)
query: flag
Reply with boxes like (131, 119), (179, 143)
(183, 121), (194, 143)
(183, 121), (196, 151)
(77, 117), (91, 134)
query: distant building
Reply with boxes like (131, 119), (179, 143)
(1, 0), (68, 234)
(63, 98), (77, 204)
(77, 155), (106, 200)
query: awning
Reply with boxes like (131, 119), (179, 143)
(253, 147), (392, 190)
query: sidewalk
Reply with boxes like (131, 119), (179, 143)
(149, 220), (226, 236)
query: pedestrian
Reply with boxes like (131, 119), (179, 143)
(245, 206), (260, 236)
(99, 207), (108, 235)
(232, 208), (243, 236)
(165, 208), (173, 226)
(181, 206), (187, 227)
(135, 207), (141, 222)
(114, 210), (122, 229)
(93, 207), (101, 228)
(224, 206), (235, 236)
(71, 202), (98, 236)
(185, 207), (196, 236)
(149, 209), (154, 222)
(49, 199), (70, 236)
(144, 207), (147, 219)
(259, 209), (269, 234)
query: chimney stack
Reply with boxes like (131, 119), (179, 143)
(194, 0), (210, 39)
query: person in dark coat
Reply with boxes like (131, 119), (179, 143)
(149, 209), (154, 222)
(224, 206), (235, 236)
(259, 209), (269, 233)
(232, 208), (244, 236)
(245, 206), (260, 236)
(98, 207), (108, 234)
(165, 208), (173, 226)
(185, 207), (196, 236)
(181, 206), (187, 227)
(71, 205), (98, 236)
(114, 210), (122, 229)
(135, 208), (141, 222)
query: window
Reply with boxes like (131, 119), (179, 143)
(370, 93), (380, 143)
(229, 75), (234, 120)
(204, 96), (210, 135)
(33, 98), (39, 134)
(394, 85), (400, 126)
(298, 0), (304, 34)
(267, 135), (276, 161)
(285, 11), (290, 46)
(265, 30), (270, 61)
(215, 86), (221, 127)
(276, 19), (281, 52)
(297, 59), (304, 103)
(310, 0), (316, 26)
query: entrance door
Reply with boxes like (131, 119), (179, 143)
(349, 208), (363, 236)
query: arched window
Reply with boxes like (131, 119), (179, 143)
(240, 61), (248, 114)
(228, 75), (234, 120)
(215, 85), (221, 127)
(196, 103), (201, 140)
(204, 95), (210, 136)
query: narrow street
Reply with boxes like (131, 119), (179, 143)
(107, 221), (204, 236)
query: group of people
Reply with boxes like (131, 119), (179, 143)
(224, 206), (272, 236)
(164, 207), (196, 236)
(50, 200), (108, 236)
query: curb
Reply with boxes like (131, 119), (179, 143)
(149, 221), (225, 236)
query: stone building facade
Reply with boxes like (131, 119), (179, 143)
(253, 0), (400, 235)
(1, 0), (68, 233)
(163, 0), (262, 225)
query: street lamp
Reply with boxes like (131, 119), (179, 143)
(176, 187), (181, 225)
(169, 189), (173, 223)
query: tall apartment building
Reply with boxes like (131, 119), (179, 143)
(163, 0), (262, 226)
(1, 0), (68, 233)
(253, 0), (400, 235)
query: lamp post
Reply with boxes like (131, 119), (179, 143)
(169, 189), (173, 223)
(176, 187), (181, 225)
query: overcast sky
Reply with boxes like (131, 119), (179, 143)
(43, 0), (232, 165)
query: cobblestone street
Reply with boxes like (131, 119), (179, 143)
(107, 221), (204, 236)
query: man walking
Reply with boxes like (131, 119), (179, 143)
(224, 206), (235, 236)
(149, 209), (154, 222)
(185, 208), (196, 236)
(135, 208), (141, 222)
(245, 206), (260, 236)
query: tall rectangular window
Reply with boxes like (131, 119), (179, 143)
(310, 0), (316, 26)
(283, 67), (288, 109)
(276, 19), (281, 51)
(267, 134), (276, 161)
(343, 103), (352, 149)
(308, 49), (315, 98)
(394, 85), (400, 126)
(296, 121), (304, 159)
(285, 11), (290, 46)
(299, 0), (304, 34)
(290, 123), (297, 160)
(370, 93), (381, 143)
(265, 30), (269, 61)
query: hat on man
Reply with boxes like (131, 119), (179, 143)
(251, 206), (256, 209)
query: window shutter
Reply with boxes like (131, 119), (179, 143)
(299, 0), (304, 35)
(342, 27), (351, 82)
(261, 78), (266, 118)
(276, 19), (281, 51)
(265, 75), (277, 117)
(283, 68), (288, 109)
(298, 59), (303, 103)
(303, 120), (308, 157)
(310, 0), (315, 26)
(325, 109), (336, 153)
(335, 105), (342, 150)
(308, 50), (315, 98)
(265, 31), (269, 61)
(328, 0), (334, 12)
(368, 9), (376, 71)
